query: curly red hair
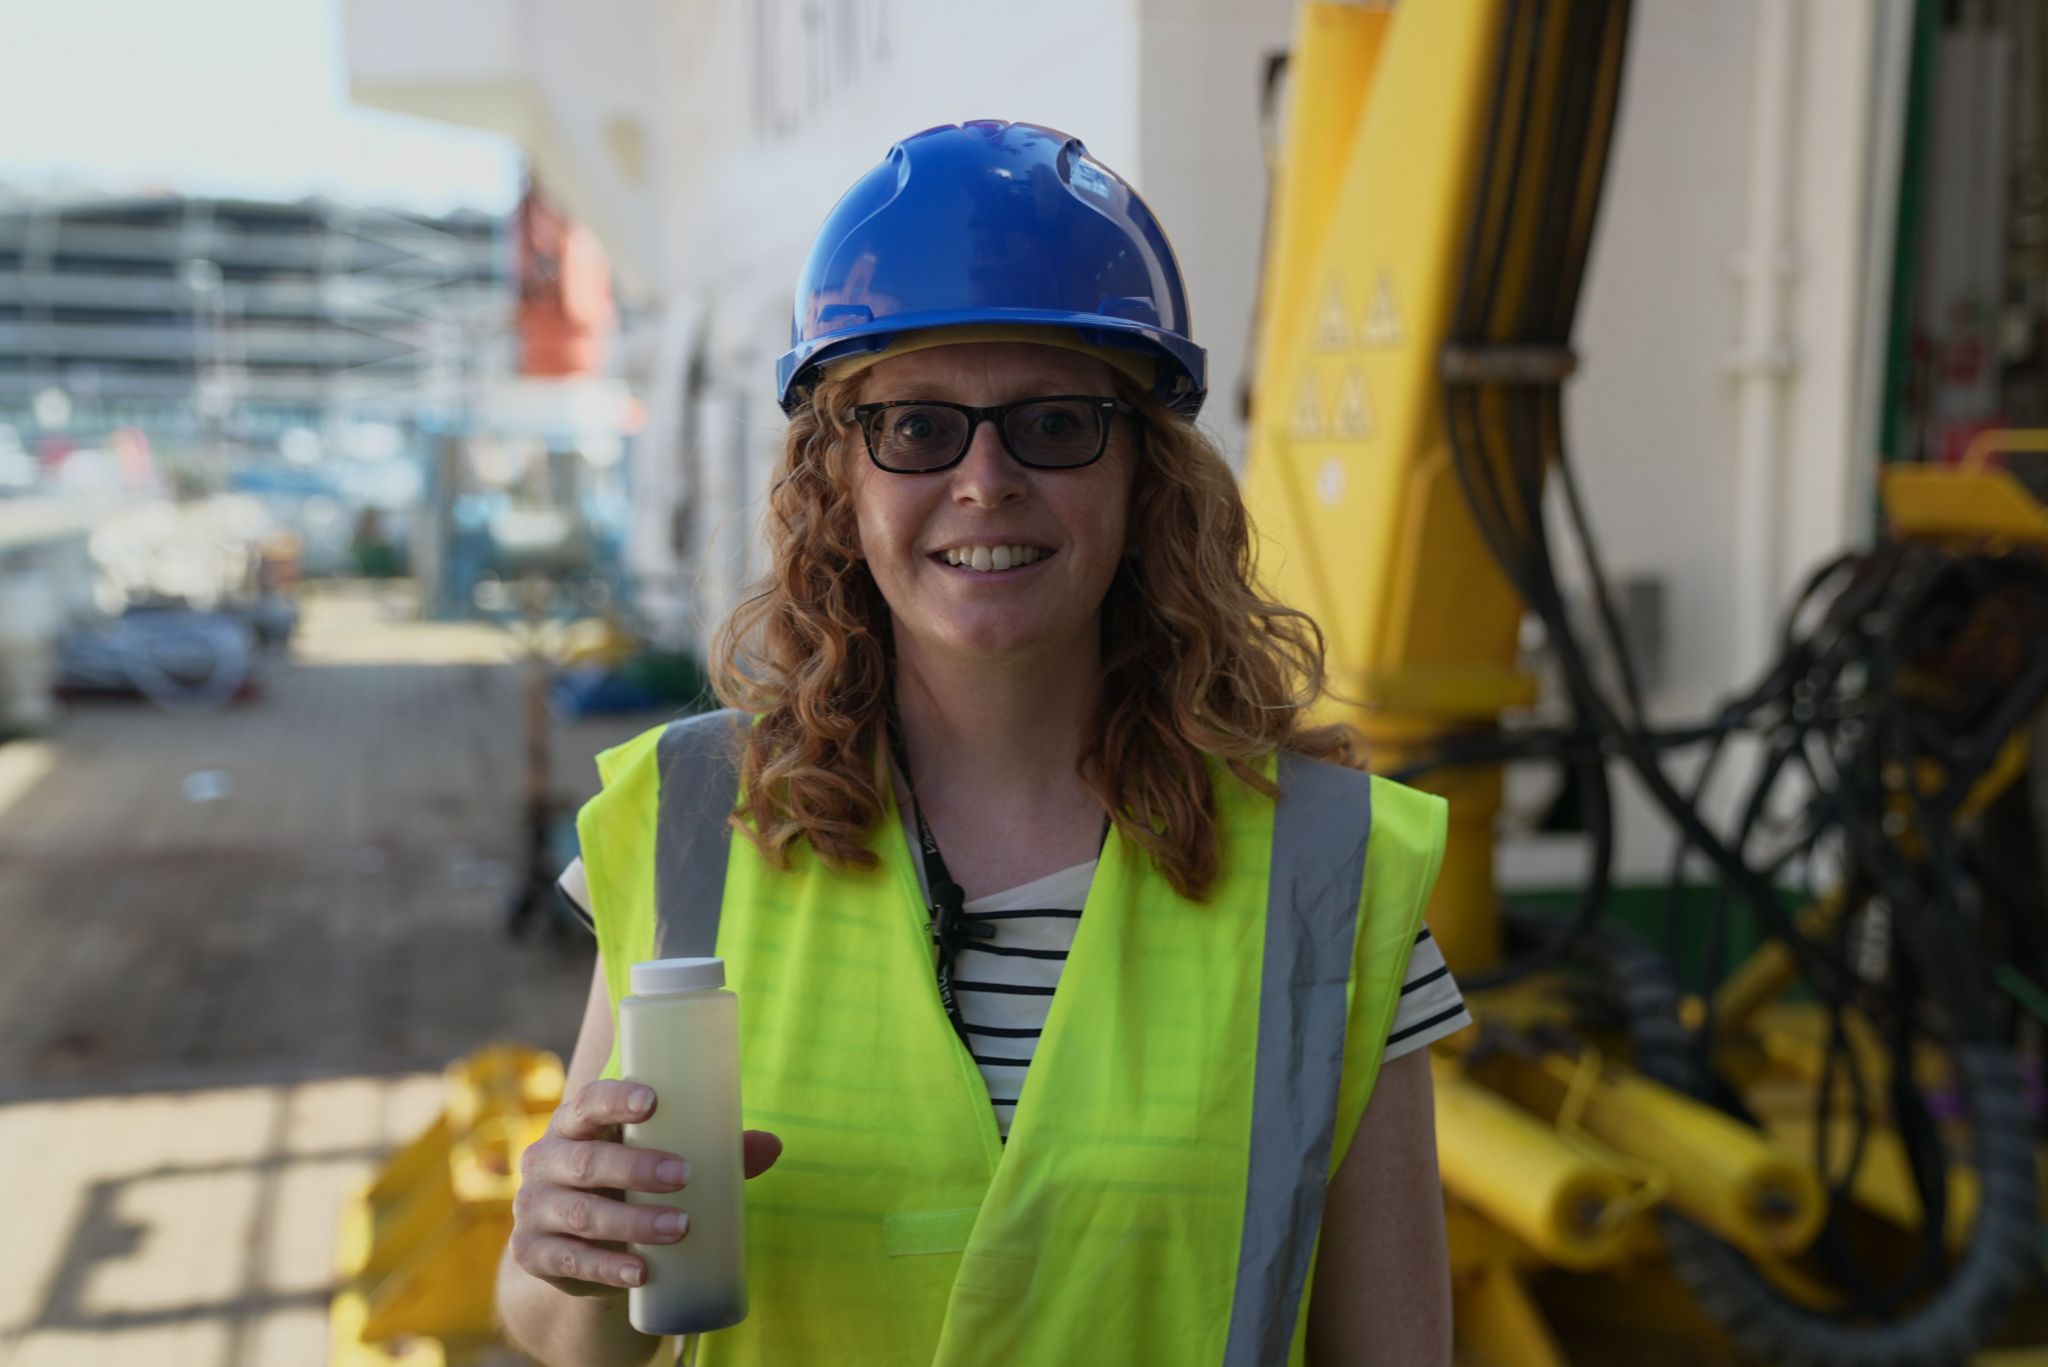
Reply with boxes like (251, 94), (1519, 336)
(710, 370), (1355, 900)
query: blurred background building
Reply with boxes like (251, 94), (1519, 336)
(0, 191), (505, 442)
(0, 191), (510, 606)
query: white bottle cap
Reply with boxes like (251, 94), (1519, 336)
(630, 957), (726, 994)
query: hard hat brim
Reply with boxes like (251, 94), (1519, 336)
(778, 309), (1206, 418)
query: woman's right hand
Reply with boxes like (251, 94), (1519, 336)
(510, 1079), (784, 1296)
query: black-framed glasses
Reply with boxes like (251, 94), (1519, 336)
(848, 395), (1133, 473)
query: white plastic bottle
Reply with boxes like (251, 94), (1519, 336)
(619, 956), (748, 1335)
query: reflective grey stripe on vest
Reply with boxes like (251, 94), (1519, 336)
(1224, 751), (1373, 1367)
(652, 710), (748, 959)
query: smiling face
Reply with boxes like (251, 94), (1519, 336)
(846, 340), (1137, 668)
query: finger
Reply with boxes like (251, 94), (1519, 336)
(538, 1186), (690, 1248)
(527, 1134), (688, 1195)
(521, 1232), (650, 1293)
(742, 1130), (783, 1179)
(553, 1080), (658, 1141)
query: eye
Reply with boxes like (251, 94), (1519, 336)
(1006, 400), (1098, 460)
(893, 412), (936, 440)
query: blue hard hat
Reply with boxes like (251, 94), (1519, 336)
(776, 120), (1206, 417)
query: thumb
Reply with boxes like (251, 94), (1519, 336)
(742, 1129), (784, 1179)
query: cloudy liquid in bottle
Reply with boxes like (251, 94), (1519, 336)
(619, 957), (747, 1335)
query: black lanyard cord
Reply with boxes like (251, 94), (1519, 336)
(886, 708), (995, 1045)
(886, 699), (1114, 1048)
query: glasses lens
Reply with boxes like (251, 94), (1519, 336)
(871, 404), (969, 471)
(1004, 399), (1103, 467)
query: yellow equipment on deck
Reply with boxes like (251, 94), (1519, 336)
(1241, 0), (1526, 975)
(1245, 3), (2048, 1364)
(1883, 431), (2048, 551)
(1242, 7), (1720, 1348)
(329, 1045), (562, 1367)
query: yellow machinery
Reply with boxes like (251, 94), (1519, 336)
(1244, 3), (2048, 1363)
(330, 1045), (563, 1366)
(1242, 0), (1525, 975)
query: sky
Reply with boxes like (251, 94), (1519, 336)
(0, 0), (522, 213)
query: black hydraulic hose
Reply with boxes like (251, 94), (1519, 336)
(1447, 8), (1841, 994)
(1885, 986), (1955, 1308)
(1866, 556), (1994, 1036)
(1516, 0), (1603, 342)
(1435, 3), (2043, 1360)
(1554, 403), (1650, 724)
(1456, 0), (1546, 336)
(1656, 547), (2043, 1357)
(1517, 387), (1857, 994)
(1460, 754), (1616, 991)
(1385, 714), (1744, 781)
(1712, 725), (1923, 1314)
(1548, 0), (1634, 322)
(1539, 0), (1647, 727)
(1451, 348), (1851, 993)
(1444, 387), (1535, 602)
(1795, 987), (1883, 1312)
(1580, 922), (2038, 1367)
(1663, 730), (1727, 987)
(1692, 710), (1827, 1045)
(1660, 555), (1869, 982)
(1941, 640), (2048, 817)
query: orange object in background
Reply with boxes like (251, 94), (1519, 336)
(515, 177), (616, 378)
(108, 426), (158, 492)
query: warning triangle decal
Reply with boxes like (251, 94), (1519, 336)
(1333, 366), (1373, 439)
(1361, 269), (1401, 348)
(1291, 371), (1325, 439)
(1315, 279), (1352, 352)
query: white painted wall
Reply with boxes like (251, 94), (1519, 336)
(1567, 0), (1755, 724)
(1137, 0), (1301, 467)
(1532, 0), (1909, 885)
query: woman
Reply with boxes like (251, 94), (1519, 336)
(499, 121), (1469, 1366)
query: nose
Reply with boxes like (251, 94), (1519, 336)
(950, 418), (1026, 508)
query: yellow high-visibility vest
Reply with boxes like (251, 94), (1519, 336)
(577, 711), (1445, 1365)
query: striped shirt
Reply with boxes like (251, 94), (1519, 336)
(928, 852), (1472, 1138)
(559, 847), (1474, 1140)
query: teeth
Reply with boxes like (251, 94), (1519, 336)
(941, 545), (1047, 571)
